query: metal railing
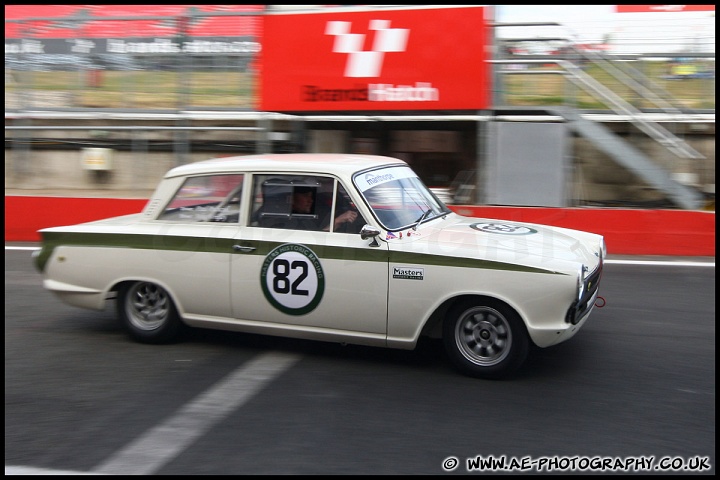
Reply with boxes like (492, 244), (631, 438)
(6, 13), (716, 112)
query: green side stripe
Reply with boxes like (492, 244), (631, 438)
(388, 251), (562, 274)
(35, 231), (564, 276)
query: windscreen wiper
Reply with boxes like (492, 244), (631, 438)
(413, 208), (433, 230)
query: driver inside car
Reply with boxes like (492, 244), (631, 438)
(292, 187), (361, 232)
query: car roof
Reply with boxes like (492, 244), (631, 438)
(164, 153), (408, 179)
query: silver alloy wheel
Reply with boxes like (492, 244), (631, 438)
(125, 282), (171, 332)
(454, 306), (511, 366)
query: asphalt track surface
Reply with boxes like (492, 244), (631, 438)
(5, 246), (715, 475)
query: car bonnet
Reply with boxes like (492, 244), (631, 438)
(402, 214), (603, 270)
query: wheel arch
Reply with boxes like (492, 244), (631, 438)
(110, 277), (185, 318)
(420, 294), (530, 343)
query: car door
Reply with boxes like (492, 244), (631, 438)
(149, 173), (244, 319)
(230, 174), (390, 338)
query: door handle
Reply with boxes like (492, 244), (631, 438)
(233, 245), (256, 253)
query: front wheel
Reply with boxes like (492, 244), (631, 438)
(117, 281), (183, 344)
(443, 299), (529, 379)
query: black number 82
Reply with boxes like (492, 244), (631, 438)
(272, 259), (309, 296)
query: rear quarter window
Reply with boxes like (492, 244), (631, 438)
(157, 174), (244, 223)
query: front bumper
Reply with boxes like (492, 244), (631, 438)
(566, 255), (603, 325)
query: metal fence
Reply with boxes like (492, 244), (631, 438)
(494, 19), (715, 112)
(5, 6), (716, 112)
(5, 7), (263, 110)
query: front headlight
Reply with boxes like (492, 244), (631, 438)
(568, 258), (603, 325)
(576, 264), (588, 302)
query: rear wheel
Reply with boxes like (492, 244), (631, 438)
(443, 299), (529, 379)
(117, 281), (182, 344)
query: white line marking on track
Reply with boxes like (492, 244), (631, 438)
(91, 351), (301, 475)
(604, 259), (715, 267)
(5, 466), (103, 475)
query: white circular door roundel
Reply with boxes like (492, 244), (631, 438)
(260, 244), (325, 315)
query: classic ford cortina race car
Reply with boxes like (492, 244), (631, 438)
(34, 154), (605, 379)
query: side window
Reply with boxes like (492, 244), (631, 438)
(330, 183), (366, 234)
(250, 175), (334, 231)
(157, 174), (244, 223)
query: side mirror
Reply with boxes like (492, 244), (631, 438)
(359, 224), (381, 240)
(359, 225), (381, 247)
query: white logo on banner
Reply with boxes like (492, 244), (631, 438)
(325, 20), (409, 78)
(650, 5), (687, 12)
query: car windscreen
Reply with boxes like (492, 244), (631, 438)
(353, 166), (450, 231)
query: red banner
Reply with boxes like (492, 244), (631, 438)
(615, 5), (715, 13)
(260, 6), (490, 112)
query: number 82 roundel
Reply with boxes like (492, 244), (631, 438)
(260, 244), (325, 315)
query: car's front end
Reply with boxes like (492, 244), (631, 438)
(349, 162), (605, 378)
(379, 214), (605, 348)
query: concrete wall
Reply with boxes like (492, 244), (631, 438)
(5, 118), (716, 207)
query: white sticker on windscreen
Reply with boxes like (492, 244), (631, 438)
(355, 166), (418, 192)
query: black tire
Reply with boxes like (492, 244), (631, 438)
(117, 281), (183, 344)
(443, 299), (529, 379)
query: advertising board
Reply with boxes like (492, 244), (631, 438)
(260, 6), (490, 112)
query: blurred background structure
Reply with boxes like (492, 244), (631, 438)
(4, 5), (715, 210)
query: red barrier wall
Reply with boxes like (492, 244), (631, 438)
(4, 196), (716, 256)
(5, 196), (149, 243)
(452, 206), (715, 257)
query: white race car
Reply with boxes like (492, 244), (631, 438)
(34, 154), (605, 379)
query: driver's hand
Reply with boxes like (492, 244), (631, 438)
(339, 210), (358, 224)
